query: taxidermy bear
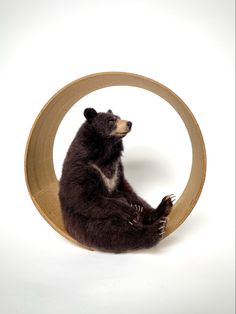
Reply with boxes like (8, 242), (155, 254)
(59, 108), (174, 253)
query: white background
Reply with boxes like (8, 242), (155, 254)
(0, 1), (235, 314)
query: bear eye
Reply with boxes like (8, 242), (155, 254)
(108, 118), (116, 126)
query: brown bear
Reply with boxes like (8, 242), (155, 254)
(59, 108), (174, 253)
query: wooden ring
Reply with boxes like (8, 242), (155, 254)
(25, 72), (207, 248)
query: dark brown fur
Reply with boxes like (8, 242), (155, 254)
(59, 108), (173, 253)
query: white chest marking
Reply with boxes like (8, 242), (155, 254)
(92, 162), (119, 193)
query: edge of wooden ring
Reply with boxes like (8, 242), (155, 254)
(24, 72), (207, 249)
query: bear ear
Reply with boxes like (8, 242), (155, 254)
(84, 108), (97, 123)
(107, 109), (113, 114)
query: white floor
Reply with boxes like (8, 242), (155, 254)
(0, 1), (234, 314)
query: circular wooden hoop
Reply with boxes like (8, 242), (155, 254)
(25, 72), (206, 248)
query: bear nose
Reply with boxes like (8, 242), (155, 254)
(127, 121), (132, 130)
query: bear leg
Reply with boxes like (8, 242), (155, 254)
(80, 214), (167, 253)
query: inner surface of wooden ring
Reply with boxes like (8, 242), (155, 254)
(25, 72), (207, 248)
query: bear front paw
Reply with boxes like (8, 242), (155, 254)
(128, 209), (143, 229)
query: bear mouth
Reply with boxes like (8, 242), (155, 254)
(115, 131), (129, 137)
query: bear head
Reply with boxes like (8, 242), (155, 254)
(83, 108), (132, 139)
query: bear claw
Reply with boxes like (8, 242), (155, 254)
(157, 217), (167, 238)
(162, 194), (176, 204)
(131, 203), (144, 212)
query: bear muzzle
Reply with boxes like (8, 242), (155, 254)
(111, 120), (132, 137)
